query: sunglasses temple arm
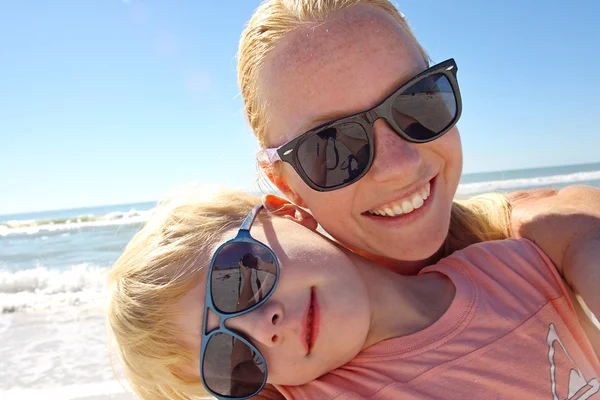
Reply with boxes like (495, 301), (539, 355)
(239, 204), (264, 232)
(263, 148), (281, 163)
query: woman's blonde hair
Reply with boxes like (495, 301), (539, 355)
(237, 0), (513, 251)
(107, 190), (262, 400)
(238, 0), (430, 147)
(445, 193), (513, 255)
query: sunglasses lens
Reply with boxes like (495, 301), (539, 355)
(211, 242), (277, 314)
(391, 73), (457, 141)
(297, 122), (370, 189)
(203, 332), (266, 398)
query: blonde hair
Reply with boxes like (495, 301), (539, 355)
(238, 0), (513, 252)
(445, 193), (513, 255)
(238, 0), (430, 147)
(107, 190), (262, 400)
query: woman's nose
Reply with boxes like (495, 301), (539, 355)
(367, 119), (422, 182)
(225, 301), (284, 348)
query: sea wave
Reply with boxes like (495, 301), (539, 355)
(0, 264), (109, 313)
(457, 170), (600, 195)
(0, 209), (151, 236)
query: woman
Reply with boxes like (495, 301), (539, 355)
(238, 0), (600, 290)
(237, 0), (600, 345)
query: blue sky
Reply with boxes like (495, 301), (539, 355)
(1, 0), (599, 214)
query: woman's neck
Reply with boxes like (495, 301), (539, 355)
(351, 254), (455, 350)
(346, 242), (446, 276)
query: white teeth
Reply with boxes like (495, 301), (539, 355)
(367, 182), (431, 217)
(411, 193), (424, 209)
(401, 200), (414, 213)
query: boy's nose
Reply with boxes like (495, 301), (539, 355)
(225, 301), (284, 348)
(367, 119), (422, 183)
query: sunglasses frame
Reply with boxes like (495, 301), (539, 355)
(263, 58), (462, 192)
(200, 204), (280, 400)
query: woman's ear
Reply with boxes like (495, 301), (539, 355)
(258, 159), (308, 208)
(262, 194), (318, 231)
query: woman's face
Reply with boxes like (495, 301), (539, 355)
(259, 6), (463, 270)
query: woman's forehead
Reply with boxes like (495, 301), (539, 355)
(268, 5), (405, 66)
(259, 5), (425, 144)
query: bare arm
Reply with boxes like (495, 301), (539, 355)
(508, 185), (600, 319)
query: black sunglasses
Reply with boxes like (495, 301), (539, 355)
(262, 59), (462, 191)
(200, 205), (280, 400)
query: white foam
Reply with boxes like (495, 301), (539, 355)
(0, 264), (108, 312)
(457, 170), (600, 195)
(0, 209), (151, 237)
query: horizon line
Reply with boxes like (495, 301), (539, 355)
(2, 160), (599, 217)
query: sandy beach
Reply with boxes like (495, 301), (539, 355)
(1, 304), (133, 400)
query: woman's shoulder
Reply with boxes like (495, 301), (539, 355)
(450, 237), (546, 263)
(508, 185), (600, 275)
(440, 238), (565, 301)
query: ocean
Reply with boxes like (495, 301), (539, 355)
(1, 162), (599, 399)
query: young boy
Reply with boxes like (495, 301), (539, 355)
(107, 190), (599, 400)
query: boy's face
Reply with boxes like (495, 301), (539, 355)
(176, 216), (373, 386)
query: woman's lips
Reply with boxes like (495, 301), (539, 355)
(367, 181), (431, 216)
(362, 176), (437, 223)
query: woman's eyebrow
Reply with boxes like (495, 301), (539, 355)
(301, 67), (423, 132)
(305, 109), (355, 130)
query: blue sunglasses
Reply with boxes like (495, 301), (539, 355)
(200, 205), (280, 399)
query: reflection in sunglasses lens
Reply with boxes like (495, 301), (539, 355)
(211, 242), (277, 313)
(391, 73), (457, 141)
(203, 332), (265, 397)
(241, 253), (258, 269)
(297, 122), (369, 189)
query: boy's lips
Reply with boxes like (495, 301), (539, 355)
(302, 287), (320, 355)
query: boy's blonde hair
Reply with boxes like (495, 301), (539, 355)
(107, 190), (262, 400)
